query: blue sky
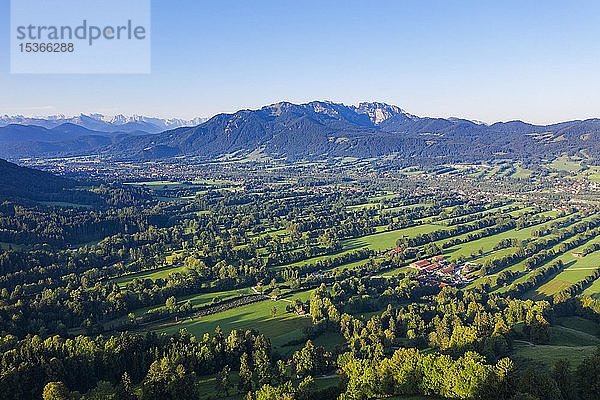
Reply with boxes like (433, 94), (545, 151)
(1, 0), (600, 123)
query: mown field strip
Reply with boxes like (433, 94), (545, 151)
(492, 224), (600, 296)
(154, 289), (315, 349)
(532, 241), (600, 297)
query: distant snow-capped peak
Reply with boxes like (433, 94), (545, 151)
(0, 114), (207, 132)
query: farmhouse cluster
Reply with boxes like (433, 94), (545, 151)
(407, 255), (477, 288)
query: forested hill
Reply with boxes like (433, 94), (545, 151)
(0, 159), (100, 204)
(0, 159), (71, 198)
(0, 159), (158, 209)
(101, 101), (600, 162)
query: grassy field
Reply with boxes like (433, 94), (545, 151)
(477, 213), (600, 295)
(333, 258), (371, 272)
(340, 204), (542, 265)
(583, 278), (600, 298)
(548, 325), (600, 346)
(153, 289), (314, 350)
(436, 210), (570, 287)
(274, 222), (446, 272)
(112, 264), (189, 287)
(512, 315), (600, 368)
(342, 223), (448, 252)
(195, 372), (434, 400)
(296, 221), (448, 273)
(511, 164), (533, 179)
(548, 156), (584, 173)
(383, 209), (568, 279)
(582, 166), (600, 182)
(441, 210), (557, 261)
(118, 198), (600, 385)
(252, 227), (287, 239)
(198, 374), (242, 400)
(556, 316), (600, 336)
(424, 203), (516, 226)
(588, 172), (600, 183)
(146, 288), (254, 313)
(383, 203), (431, 214)
(528, 239), (600, 298)
(347, 202), (380, 210)
(512, 343), (594, 368)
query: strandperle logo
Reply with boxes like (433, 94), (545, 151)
(10, 0), (151, 74)
(15, 20), (147, 46)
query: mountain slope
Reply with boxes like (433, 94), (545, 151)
(0, 159), (75, 200)
(100, 101), (600, 162)
(3, 102), (599, 162)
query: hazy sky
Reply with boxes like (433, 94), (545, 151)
(2, 0), (600, 124)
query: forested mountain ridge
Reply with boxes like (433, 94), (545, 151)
(2, 102), (599, 162)
(101, 101), (600, 162)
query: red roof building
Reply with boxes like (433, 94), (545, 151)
(388, 247), (403, 255)
(410, 260), (431, 269)
(441, 265), (455, 274)
(425, 262), (441, 272)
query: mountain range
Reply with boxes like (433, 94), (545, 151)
(0, 114), (205, 159)
(2, 102), (599, 162)
(101, 101), (600, 162)
(0, 114), (206, 133)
